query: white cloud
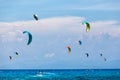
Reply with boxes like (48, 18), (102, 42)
(90, 3), (120, 10)
(0, 16), (84, 33)
(0, 16), (120, 69)
(0, 16), (120, 43)
(39, 1), (120, 11)
(71, 3), (120, 11)
(44, 53), (55, 58)
(1, 30), (23, 42)
(0, 16), (84, 42)
(90, 20), (120, 38)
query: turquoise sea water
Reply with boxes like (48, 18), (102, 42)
(0, 69), (120, 80)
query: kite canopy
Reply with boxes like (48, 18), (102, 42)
(100, 53), (102, 56)
(85, 53), (89, 57)
(23, 31), (32, 45)
(66, 46), (71, 54)
(9, 56), (12, 60)
(15, 52), (19, 56)
(33, 14), (38, 21)
(82, 21), (90, 32)
(104, 58), (107, 61)
(78, 40), (82, 46)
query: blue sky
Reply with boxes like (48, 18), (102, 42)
(0, 0), (120, 69)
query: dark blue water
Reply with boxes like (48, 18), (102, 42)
(0, 69), (120, 80)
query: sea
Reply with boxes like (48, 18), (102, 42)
(0, 69), (120, 80)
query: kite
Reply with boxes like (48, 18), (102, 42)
(9, 56), (12, 60)
(78, 40), (82, 46)
(66, 46), (71, 54)
(23, 31), (32, 45)
(104, 58), (107, 61)
(85, 53), (89, 57)
(82, 21), (90, 32)
(33, 14), (38, 21)
(15, 52), (19, 57)
(100, 53), (103, 57)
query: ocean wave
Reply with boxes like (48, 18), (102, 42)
(33, 72), (57, 78)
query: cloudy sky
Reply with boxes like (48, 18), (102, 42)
(0, 0), (120, 69)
